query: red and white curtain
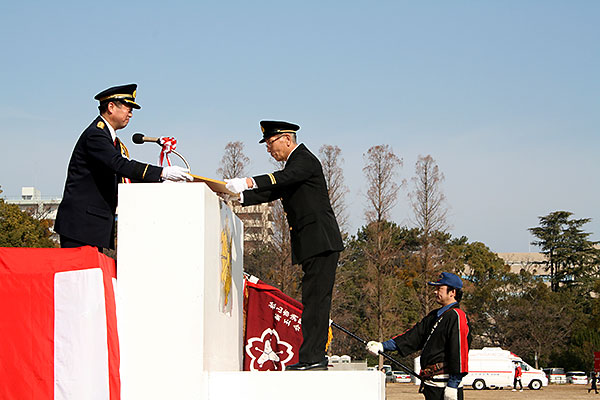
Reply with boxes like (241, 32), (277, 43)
(0, 246), (120, 400)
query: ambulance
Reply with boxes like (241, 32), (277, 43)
(414, 347), (548, 390)
(463, 347), (547, 390)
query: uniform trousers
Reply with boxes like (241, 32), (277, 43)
(298, 250), (339, 363)
(60, 235), (97, 249)
(422, 385), (464, 400)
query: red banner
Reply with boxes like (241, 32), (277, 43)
(595, 352), (600, 372)
(243, 277), (303, 371)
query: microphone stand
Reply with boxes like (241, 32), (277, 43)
(169, 149), (190, 170)
(131, 133), (191, 170)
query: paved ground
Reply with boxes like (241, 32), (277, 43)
(386, 383), (597, 400)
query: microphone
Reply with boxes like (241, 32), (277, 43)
(132, 133), (162, 145)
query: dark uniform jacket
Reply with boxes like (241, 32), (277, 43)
(242, 143), (344, 264)
(54, 116), (162, 249)
(392, 303), (471, 376)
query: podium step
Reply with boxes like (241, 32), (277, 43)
(207, 370), (385, 399)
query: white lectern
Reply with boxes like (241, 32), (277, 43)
(117, 183), (244, 399)
(116, 182), (385, 400)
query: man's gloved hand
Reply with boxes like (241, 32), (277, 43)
(366, 341), (383, 356)
(444, 386), (458, 400)
(225, 178), (249, 193)
(161, 166), (193, 182)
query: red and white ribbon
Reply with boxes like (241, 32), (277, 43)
(158, 137), (177, 167)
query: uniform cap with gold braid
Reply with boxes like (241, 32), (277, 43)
(94, 83), (141, 109)
(259, 120), (300, 143)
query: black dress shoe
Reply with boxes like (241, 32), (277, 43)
(285, 360), (328, 371)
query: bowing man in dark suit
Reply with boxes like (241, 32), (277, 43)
(54, 83), (192, 250)
(225, 120), (344, 371)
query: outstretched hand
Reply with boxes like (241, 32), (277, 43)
(366, 341), (383, 356)
(225, 177), (249, 193)
(161, 166), (193, 182)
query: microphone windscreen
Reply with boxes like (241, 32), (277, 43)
(132, 133), (144, 144)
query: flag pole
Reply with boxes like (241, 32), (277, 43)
(331, 321), (423, 380)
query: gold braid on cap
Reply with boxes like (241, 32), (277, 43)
(98, 93), (135, 102)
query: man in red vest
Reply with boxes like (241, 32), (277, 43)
(512, 362), (523, 391)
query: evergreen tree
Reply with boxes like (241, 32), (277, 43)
(529, 211), (600, 292)
(0, 200), (56, 247)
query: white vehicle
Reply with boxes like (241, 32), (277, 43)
(463, 348), (547, 390)
(543, 367), (568, 384)
(392, 371), (412, 383)
(414, 347), (548, 390)
(566, 371), (588, 385)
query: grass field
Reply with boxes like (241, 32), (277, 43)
(385, 383), (596, 400)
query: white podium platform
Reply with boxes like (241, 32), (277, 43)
(117, 183), (244, 399)
(206, 371), (385, 399)
(116, 182), (385, 399)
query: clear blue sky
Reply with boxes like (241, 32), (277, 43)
(2, 1), (598, 252)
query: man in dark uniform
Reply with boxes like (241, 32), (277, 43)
(367, 272), (471, 400)
(54, 83), (192, 250)
(225, 120), (344, 371)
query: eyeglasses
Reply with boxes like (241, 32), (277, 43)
(115, 101), (133, 112)
(265, 134), (286, 148)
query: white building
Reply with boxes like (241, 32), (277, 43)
(5, 187), (61, 238)
(231, 202), (275, 249)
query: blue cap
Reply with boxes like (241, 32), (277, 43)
(428, 272), (463, 289)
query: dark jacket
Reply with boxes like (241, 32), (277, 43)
(242, 143), (344, 264)
(54, 116), (162, 248)
(392, 303), (471, 376)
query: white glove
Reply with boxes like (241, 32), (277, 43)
(366, 341), (383, 356)
(161, 166), (193, 182)
(444, 387), (458, 400)
(225, 177), (249, 193)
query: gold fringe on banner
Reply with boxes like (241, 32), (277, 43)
(325, 325), (333, 351)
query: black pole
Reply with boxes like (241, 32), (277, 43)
(331, 321), (423, 380)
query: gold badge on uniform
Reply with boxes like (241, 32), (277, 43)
(97, 121), (105, 129)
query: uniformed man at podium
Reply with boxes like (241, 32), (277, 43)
(226, 120), (344, 371)
(55, 83), (192, 250)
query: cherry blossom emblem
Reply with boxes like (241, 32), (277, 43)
(245, 328), (294, 371)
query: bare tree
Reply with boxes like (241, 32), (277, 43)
(217, 141), (250, 179)
(407, 155), (449, 316)
(409, 155), (448, 235)
(363, 145), (402, 223)
(361, 144), (403, 368)
(319, 144), (349, 233)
